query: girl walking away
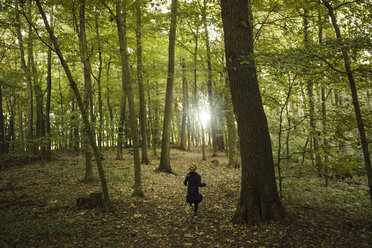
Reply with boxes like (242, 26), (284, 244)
(184, 164), (206, 217)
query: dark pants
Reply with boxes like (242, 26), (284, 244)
(189, 202), (199, 215)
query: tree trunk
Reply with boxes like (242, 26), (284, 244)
(106, 57), (114, 148)
(151, 83), (160, 156)
(179, 57), (188, 151)
(95, 11), (104, 154)
(158, 0), (178, 174)
(0, 85), (4, 145)
(136, 0), (150, 164)
(193, 32), (200, 148)
(115, 0), (127, 160)
(45, 9), (53, 159)
(78, 0), (94, 182)
(36, 0), (112, 209)
(203, 0), (217, 156)
(16, 1), (33, 154)
(221, 0), (284, 225)
(322, 0), (372, 201)
(224, 73), (238, 168)
(303, 13), (322, 177)
(116, 0), (144, 197)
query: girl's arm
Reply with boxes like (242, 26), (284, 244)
(198, 175), (206, 187)
(183, 176), (188, 185)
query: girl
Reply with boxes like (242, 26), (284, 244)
(183, 164), (206, 217)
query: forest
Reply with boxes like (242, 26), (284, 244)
(0, 0), (371, 247)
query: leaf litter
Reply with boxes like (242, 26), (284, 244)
(0, 148), (371, 247)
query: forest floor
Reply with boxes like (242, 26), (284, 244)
(0, 148), (371, 248)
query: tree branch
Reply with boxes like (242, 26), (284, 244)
(313, 54), (347, 74)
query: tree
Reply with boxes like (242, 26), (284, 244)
(321, 0), (372, 202)
(179, 56), (188, 151)
(158, 0), (178, 174)
(115, 0), (144, 197)
(220, 0), (285, 225)
(16, 0), (33, 154)
(77, 0), (94, 182)
(35, 0), (112, 209)
(136, 0), (150, 164)
(202, 0), (217, 157)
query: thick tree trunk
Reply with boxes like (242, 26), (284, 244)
(36, 0), (112, 209)
(203, 0), (217, 156)
(116, 0), (144, 196)
(179, 57), (188, 151)
(158, 0), (178, 174)
(221, 0), (284, 225)
(322, 0), (372, 202)
(136, 0), (150, 164)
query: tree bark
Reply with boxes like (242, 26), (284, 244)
(116, 0), (144, 196)
(224, 73), (238, 168)
(95, 11), (104, 153)
(221, 0), (284, 225)
(78, 0), (94, 182)
(16, 1), (33, 154)
(179, 57), (188, 151)
(115, 0), (127, 160)
(158, 0), (178, 174)
(136, 0), (150, 164)
(322, 0), (372, 202)
(36, 0), (112, 209)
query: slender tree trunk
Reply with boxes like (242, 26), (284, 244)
(0, 85), (4, 145)
(16, 1), (33, 154)
(193, 32), (200, 148)
(8, 97), (16, 152)
(322, 0), (372, 202)
(36, 0), (112, 209)
(45, 19), (52, 159)
(95, 11), (104, 154)
(179, 57), (188, 151)
(224, 73), (238, 168)
(115, 1), (126, 160)
(18, 103), (25, 152)
(303, 13), (321, 177)
(0, 84), (6, 168)
(203, 0), (217, 156)
(158, 0), (178, 174)
(151, 83), (160, 156)
(221, 0), (284, 226)
(116, 0), (143, 196)
(78, 0), (94, 181)
(136, 0), (150, 164)
(106, 58), (114, 148)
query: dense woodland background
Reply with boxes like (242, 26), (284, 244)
(0, 0), (371, 246)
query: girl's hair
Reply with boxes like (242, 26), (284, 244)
(188, 164), (197, 173)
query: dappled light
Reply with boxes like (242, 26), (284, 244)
(0, 0), (371, 247)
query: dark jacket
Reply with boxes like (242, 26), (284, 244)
(184, 172), (206, 203)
